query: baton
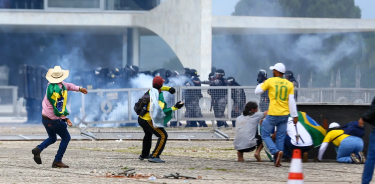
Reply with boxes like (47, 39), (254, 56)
(294, 124), (305, 144)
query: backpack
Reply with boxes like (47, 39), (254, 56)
(341, 121), (365, 138)
(134, 90), (150, 116)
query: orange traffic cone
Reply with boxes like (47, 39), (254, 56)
(287, 149), (304, 184)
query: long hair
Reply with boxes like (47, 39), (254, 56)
(243, 101), (258, 116)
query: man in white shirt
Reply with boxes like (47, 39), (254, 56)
(283, 117), (313, 162)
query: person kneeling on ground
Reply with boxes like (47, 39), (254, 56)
(283, 117), (313, 162)
(233, 101), (267, 162)
(32, 66), (88, 168)
(137, 76), (184, 163)
(318, 122), (365, 164)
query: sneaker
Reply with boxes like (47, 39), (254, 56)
(32, 147), (42, 164)
(302, 152), (309, 163)
(350, 153), (361, 164)
(148, 157), (165, 163)
(138, 155), (149, 161)
(274, 151), (283, 167)
(359, 151), (366, 164)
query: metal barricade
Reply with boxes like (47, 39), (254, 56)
(80, 87), (375, 125)
(0, 86), (18, 117)
(78, 86), (375, 140)
(81, 88), (178, 124)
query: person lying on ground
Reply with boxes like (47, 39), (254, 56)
(318, 121), (365, 164)
(233, 101), (267, 162)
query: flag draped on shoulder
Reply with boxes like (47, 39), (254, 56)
(149, 88), (173, 128)
(46, 83), (69, 117)
(298, 111), (326, 147)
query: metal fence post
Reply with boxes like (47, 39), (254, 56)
(176, 87), (182, 124)
(12, 87), (18, 117)
(227, 87), (232, 120)
(81, 92), (85, 118)
(128, 90), (132, 122)
(320, 89), (323, 103)
(333, 89), (336, 103)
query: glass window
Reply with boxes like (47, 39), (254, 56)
(48, 0), (100, 8)
(0, 0), (43, 9)
(105, 0), (159, 11)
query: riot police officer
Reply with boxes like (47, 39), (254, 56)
(285, 70), (298, 101)
(207, 69), (228, 127)
(227, 77), (246, 127)
(257, 69), (269, 112)
(185, 69), (207, 127)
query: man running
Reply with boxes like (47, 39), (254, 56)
(254, 63), (298, 167)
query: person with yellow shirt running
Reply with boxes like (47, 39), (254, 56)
(318, 122), (365, 163)
(255, 63), (298, 167)
(138, 76), (184, 163)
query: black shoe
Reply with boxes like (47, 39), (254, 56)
(32, 147), (42, 164)
(350, 153), (361, 164)
(138, 154), (150, 161)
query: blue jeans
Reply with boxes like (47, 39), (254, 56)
(337, 136), (363, 163)
(261, 115), (289, 155)
(362, 130), (375, 184)
(283, 135), (311, 158)
(37, 118), (71, 162)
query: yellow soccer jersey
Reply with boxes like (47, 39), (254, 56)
(322, 130), (350, 147)
(260, 77), (294, 116)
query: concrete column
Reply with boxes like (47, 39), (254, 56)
(122, 35), (127, 68)
(133, 0), (213, 79)
(126, 28), (140, 67)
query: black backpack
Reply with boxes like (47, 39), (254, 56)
(134, 90), (150, 116)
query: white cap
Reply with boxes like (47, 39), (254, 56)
(329, 122), (340, 129)
(269, 63), (286, 74)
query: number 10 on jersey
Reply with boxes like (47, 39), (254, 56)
(275, 85), (287, 101)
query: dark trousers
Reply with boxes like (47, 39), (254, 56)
(37, 118), (71, 162)
(138, 117), (168, 158)
(186, 121), (207, 127)
(232, 121), (236, 127)
(362, 129), (375, 184)
(283, 135), (311, 158)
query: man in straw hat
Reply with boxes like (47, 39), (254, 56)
(31, 66), (87, 168)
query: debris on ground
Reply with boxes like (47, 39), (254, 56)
(164, 173), (197, 179)
(100, 168), (160, 179)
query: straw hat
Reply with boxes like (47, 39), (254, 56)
(45, 66), (69, 83)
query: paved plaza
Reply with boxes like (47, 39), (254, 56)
(0, 139), (366, 184)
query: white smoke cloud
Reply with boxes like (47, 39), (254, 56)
(289, 33), (365, 72)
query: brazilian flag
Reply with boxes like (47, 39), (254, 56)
(298, 111), (326, 147)
(47, 83), (69, 117)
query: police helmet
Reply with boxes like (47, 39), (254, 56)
(258, 69), (267, 78)
(130, 65), (139, 73)
(190, 69), (199, 77)
(227, 77), (235, 85)
(172, 70), (180, 77)
(215, 69), (225, 76)
(285, 70), (294, 79)
(183, 68), (191, 76)
(166, 70), (172, 78)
